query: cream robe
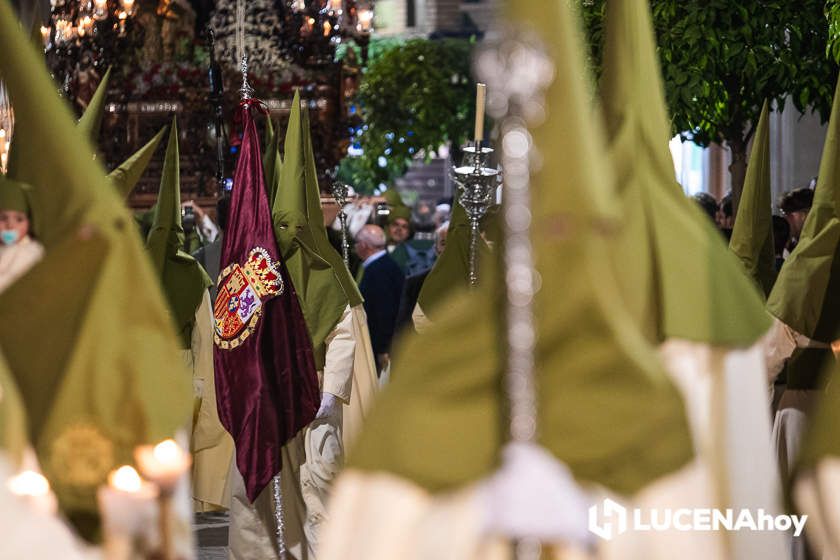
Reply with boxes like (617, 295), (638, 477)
(761, 318), (827, 480)
(189, 291), (234, 511)
(762, 318), (830, 559)
(317, 339), (786, 560)
(658, 339), (786, 559)
(319, 459), (728, 560)
(794, 457), (840, 559)
(0, 236), (43, 293)
(411, 303), (433, 335)
(228, 304), (378, 560)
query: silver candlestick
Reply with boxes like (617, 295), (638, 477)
(452, 142), (500, 287)
(330, 181), (352, 268)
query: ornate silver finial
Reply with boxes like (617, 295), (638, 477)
(239, 54), (254, 100)
(476, 23), (554, 446)
(330, 181), (352, 268)
(452, 144), (500, 288)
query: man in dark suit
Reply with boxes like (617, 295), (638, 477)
(355, 224), (405, 372)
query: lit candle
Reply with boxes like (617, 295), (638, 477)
(7, 470), (58, 515)
(134, 439), (191, 491)
(474, 83), (486, 142)
(40, 25), (50, 46)
(323, 20), (332, 36)
(97, 466), (158, 560)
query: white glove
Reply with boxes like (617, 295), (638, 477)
(476, 442), (594, 546)
(315, 392), (340, 420)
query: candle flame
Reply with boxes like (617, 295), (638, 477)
(8, 470), (50, 497)
(109, 466), (143, 492)
(153, 439), (182, 464)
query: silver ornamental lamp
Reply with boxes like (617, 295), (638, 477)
(452, 83), (501, 287)
(330, 180), (352, 267)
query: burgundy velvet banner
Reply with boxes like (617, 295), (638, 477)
(214, 103), (320, 502)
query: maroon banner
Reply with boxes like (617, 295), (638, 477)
(214, 104), (320, 502)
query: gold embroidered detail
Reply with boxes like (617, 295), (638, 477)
(49, 423), (114, 488)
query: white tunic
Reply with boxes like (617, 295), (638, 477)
(0, 235), (43, 294)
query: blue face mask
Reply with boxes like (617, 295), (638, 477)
(0, 230), (20, 246)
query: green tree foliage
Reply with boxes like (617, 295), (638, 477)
(338, 38), (476, 193)
(827, 0), (840, 61)
(581, 0), (837, 208)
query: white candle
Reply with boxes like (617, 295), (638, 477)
(97, 466), (158, 560)
(134, 439), (191, 491)
(7, 470), (57, 515)
(474, 83), (486, 142)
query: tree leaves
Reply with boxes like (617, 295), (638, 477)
(581, 0), (838, 152)
(338, 38), (476, 193)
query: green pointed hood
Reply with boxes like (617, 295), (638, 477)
(262, 115), (275, 182)
(729, 101), (776, 298)
(108, 126), (168, 199)
(600, 0), (770, 346)
(76, 67), (111, 142)
(145, 118), (211, 348)
(0, 175), (32, 216)
(416, 201), (496, 319)
(0, 0), (191, 529)
(0, 349), (28, 470)
(767, 77), (840, 342)
(273, 90), (363, 369)
(263, 117), (283, 204)
(349, 0), (692, 496)
(147, 119), (184, 268)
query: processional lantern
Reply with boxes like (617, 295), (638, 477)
(453, 82), (502, 287)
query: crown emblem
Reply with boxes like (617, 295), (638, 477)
(214, 247), (285, 349)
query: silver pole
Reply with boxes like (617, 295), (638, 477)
(477, 26), (556, 560)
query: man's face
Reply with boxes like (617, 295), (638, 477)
(435, 228), (448, 255)
(354, 240), (371, 260)
(715, 208), (733, 230)
(786, 210), (809, 238)
(388, 218), (410, 244)
(0, 210), (29, 245)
